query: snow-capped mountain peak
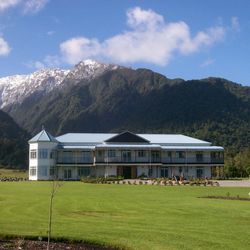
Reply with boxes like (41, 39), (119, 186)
(63, 59), (121, 85)
(0, 68), (69, 108)
(0, 60), (122, 109)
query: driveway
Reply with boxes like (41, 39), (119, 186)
(217, 180), (250, 187)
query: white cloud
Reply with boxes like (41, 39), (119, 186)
(200, 58), (215, 67)
(22, 0), (49, 14)
(24, 60), (45, 69)
(0, 0), (21, 12)
(43, 55), (61, 67)
(0, 37), (11, 56)
(59, 7), (226, 66)
(231, 16), (240, 32)
(60, 37), (101, 65)
(0, 0), (49, 14)
(127, 6), (164, 30)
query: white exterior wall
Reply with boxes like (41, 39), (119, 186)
(29, 141), (58, 180)
(29, 143), (39, 180)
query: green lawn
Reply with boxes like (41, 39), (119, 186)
(0, 182), (250, 249)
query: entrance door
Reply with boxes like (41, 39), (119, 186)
(131, 167), (137, 179)
(123, 166), (131, 179)
(64, 169), (72, 180)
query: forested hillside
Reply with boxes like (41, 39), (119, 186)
(0, 110), (28, 168)
(6, 68), (249, 153)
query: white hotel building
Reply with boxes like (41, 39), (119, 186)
(29, 130), (224, 180)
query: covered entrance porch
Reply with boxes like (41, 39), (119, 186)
(117, 166), (137, 179)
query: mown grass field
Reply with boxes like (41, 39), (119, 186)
(0, 182), (250, 250)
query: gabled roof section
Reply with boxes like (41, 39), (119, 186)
(105, 131), (149, 143)
(29, 129), (58, 143)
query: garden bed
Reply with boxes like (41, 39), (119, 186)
(200, 195), (250, 201)
(0, 238), (119, 250)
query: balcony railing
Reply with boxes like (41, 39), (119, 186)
(162, 157), (224, 164)
(95, 156), (161, 163)
(57, 157), (93, 164)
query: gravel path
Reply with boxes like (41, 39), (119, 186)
(217, 180), (250, 187)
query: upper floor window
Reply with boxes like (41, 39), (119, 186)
(98, 150), (103, 157)
(176, 151), (185, 159)
(196, 152), (203, 161)
(138, 150), (146, 158)
(151, 151), (160, 158)
(108, 150), (116, 158)
(30, 150), (37, 159)
(211, 152), (223, 159)
(39, 149), (48, 159)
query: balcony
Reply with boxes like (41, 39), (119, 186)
(57, 156), (93, 164)
(95, 156), (161, 164)
(162, 157), (224, 164)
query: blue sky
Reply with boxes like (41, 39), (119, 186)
(0, 0), (249, 85)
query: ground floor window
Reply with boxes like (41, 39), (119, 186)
(49, 167), (57, 177)
(78, 167), (90, 177)
(196, 167), (204, 178)
(148, 167), (153, 177)
(64, 169), (72, 179)
(29, 167), (37, 176)
(160, 167), (168, 178)
(38, 167), (47, 176)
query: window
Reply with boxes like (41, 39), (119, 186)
(38, 167), (47, 176)
(148, 167), (153, 177)
(196, 152), (203, 162)
(50, 151), (55, 159)
(64, 169), (72, 179)
(50, 167), (54, 176)
(151, 151), (160, 162)
(160, 167), (168, 178)
(108, 150), (116, 158)
(39, 149), (48, 159)
(62, 151), (73, 163)
(30, 150), (37, 159)
(167, 152), (172, 158)
(179, 167), (183, 174)
(122, 151), (131, 162)
(176, 151), (185, 159)
(138, 150), (146, 158)
(29, 167), (36, 176)
(98, 150), (103, 157)
(196, 167), (204, 178)
(77, 151), (91, 163)
(78, 167), (90, 177)
(211, 152), (223, 159)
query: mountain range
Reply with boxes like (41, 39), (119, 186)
(0, 60), (249, 168)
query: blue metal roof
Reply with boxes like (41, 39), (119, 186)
(56, 133), (211, 146)
(29, 130), (58, 143)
